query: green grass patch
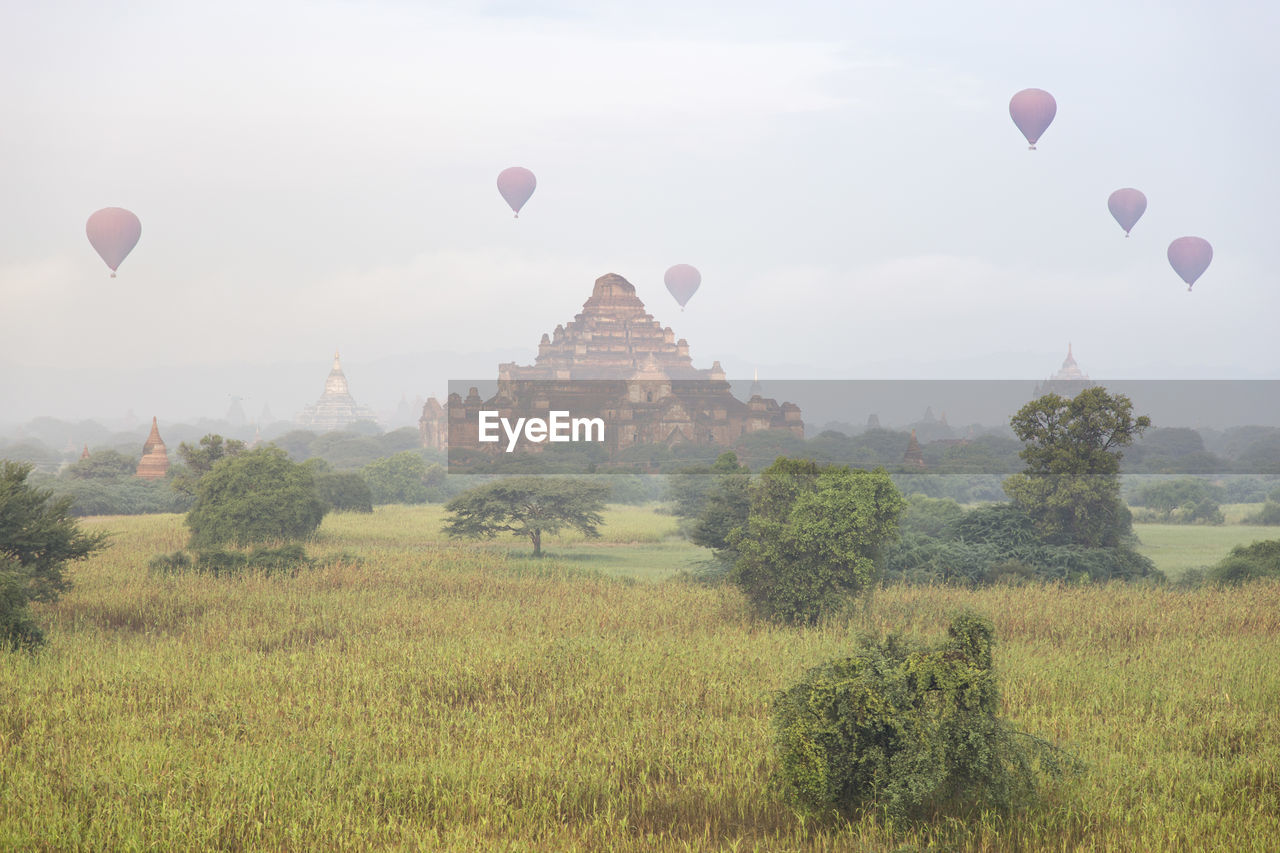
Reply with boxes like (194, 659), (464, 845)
(1133, 522), (1280, 580)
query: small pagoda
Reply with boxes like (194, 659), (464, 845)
(135, 417), (170, 480)
(902, 429), (926, 470)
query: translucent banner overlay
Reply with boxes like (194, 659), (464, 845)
(436, 379), (1280, 475)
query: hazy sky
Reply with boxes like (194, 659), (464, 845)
(2, 1), (1277, 422)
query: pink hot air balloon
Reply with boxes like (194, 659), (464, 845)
(1107, 188), (1147, 237)
(497, 167), (536, 217)
(85, 207), (142, 277)
(1009, 88), (1057, 149)
(1168, 237), (1213, 292)
(664, 264), (701, 310)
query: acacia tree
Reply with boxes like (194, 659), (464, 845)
(729, 458), (905, 624)
(1003, 387), (1150, 547)
(1, 461), (107, 649)
(442, 477), (609, 557)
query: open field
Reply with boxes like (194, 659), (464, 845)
(2, 507), (1279, 850)
(1133, 520), (1280, 580)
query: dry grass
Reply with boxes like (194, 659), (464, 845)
(1, 508), (1277, 850)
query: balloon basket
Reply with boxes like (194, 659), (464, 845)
(110, 272), (117, 278)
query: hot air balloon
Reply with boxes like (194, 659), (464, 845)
(497, 167), (536, 217)
(1009, 88), (1057, 149)
(664, 264), (701, 310)
(1107, 188), (1147, 237)
(1167, 237), (1212, 291)
(85, 207), (142, 277)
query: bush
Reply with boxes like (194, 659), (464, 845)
(186, 448), (328, 548)
(148, 544), (311, 577)
(772, 613), (1072, 819)
(314, 471), (374, 513)
(1207, 539), (1280, 584)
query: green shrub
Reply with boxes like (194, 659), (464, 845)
(147, 551), (192, 573)
(772, 613), (1072, 819)
(186, 448), (328, 548)
(314, 471), (374, 513)
(1207, 539), (1280, 584)
(730, 459), (905, 624)
(148, 545), (311, 577)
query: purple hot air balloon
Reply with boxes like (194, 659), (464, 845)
(664, 264), (701, 310)
(1167, 237), (1213, 291)
(85, 207), (142, 277)
(497, 167), (536, 217)
(1009, 88), (1057, 150)
(1107, 188), (1147, 237)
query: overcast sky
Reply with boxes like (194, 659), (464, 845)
(2, 0), (1276, 423)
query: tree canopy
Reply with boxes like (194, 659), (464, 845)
(174, 434), (245, 496)
(442, 477), (610, 557)
(185, 447), (328, 548)
(730, 458), (905, 623)
(1, 461), (108, 649)
(1003, 387), (1150, 547)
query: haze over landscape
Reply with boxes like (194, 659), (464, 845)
(2, 0), (1276, 427)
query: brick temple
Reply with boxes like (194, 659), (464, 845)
(420, 273), (802, 454)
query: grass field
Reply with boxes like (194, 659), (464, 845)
(2, 506), (1279, 850)
(1133, 520), (1280, 580)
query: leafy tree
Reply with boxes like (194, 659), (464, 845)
(363, 451), (431, 505)
(64, 449), (138, 480)
(688, 452), (752, 553)
(185, 447), (328, 548)
(773, 612), (1072, 818)
(729, 459), (905, 624)
(442, 477), (609, 557)
(1, 461), (108, 650)
(173, 434), (246, 496)
(1003, 387), (1150, 547)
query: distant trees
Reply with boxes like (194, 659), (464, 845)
(1130, 478), (1224, 525)
(1003, 387), (1150, 548)
(442, 477), (610, 557)
(730, 459), (905, 624)
(65, 449), (137, 479)
(1, 461), (107, 650)
(185, 447), (328, 548)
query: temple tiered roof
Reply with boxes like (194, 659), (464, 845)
(1035, 343), (1094, 398)
(499, 273), (704, 381)
(421, 272), (802, 454)
(297, 351), (379, 432)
